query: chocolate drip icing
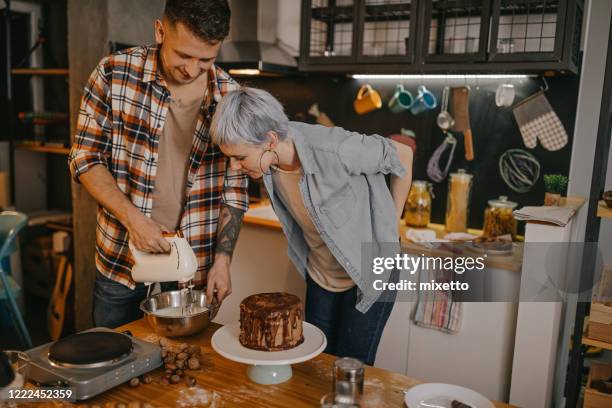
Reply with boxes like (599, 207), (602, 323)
(239, 293), (304, 351)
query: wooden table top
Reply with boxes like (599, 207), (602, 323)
(24, 319), (516, 407)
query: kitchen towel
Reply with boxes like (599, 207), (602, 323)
(413, 267), (462, 334)
(512, 91), (568, 151)
(513, 206), (576, 226)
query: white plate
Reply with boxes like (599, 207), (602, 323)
(211, 321), (326, 366)
(404, 383), (495, 408)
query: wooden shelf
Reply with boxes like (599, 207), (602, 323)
(11, 68), (69, 76)
(582, 335), (612, 351)
(15, 144), (71, 155)
(598, 201), (612, 218)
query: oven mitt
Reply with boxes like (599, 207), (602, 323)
(512, 92), (568, 151)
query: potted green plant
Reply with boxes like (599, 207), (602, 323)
(543, 174), (569, 206)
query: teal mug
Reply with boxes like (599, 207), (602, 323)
(410, 85), (437, 115)
(388, 84), (414, 113)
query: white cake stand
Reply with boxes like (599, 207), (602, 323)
(211, 321), (327, 385)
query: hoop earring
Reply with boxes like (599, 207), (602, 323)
(259, 149), (280, 176)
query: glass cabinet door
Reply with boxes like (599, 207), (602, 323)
(421, 0), (491, 63)
(304, 0), (359, 63)
(489, 0), (579, 63)
(357, 0), (418, 63)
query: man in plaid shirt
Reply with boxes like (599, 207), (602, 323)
(69, 0), (248, 328)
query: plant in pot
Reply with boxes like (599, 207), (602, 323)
(543, 174), (568, 206)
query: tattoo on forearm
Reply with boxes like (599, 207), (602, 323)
(216, 204), (245, 258)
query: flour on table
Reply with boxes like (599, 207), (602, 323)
(301, 359), (333, 379)
(176, 386), (221, 407)
(141, 333), (161, 344)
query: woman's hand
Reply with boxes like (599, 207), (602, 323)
(206, 254), (232, 304)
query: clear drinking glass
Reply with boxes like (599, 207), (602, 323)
(320, 392), (361, 407)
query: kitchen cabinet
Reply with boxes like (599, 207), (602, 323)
(488, 0), (583, 72)
(300, 0), (419, 68)
(421, 0), (492, 63)
(300, 0), (584, 73)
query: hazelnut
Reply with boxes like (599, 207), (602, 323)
(141, 374), (153, 384)
(177, 352), (188, 360)
(128, 377), (140, 387)
(175, 359), (185, 369)
(188, 357), (200, 370)
(160, 377), (170, 386)
(170, 374), (181, 384)
(178, 343), (188, 351)
(165, 363), (177, 371)
(159, 338), (168, 347)
(175, 369), (184, 377)
(160, 349), (168, 358)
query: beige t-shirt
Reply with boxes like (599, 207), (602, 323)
(151, 95), (202, 231)
(272, 167), (355, 292)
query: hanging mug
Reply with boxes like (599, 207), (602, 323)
(495, 83), (516, 107)
(410, 85), (438, 115)
(388, 84), (414, 113)
(353, 84), (382, 115)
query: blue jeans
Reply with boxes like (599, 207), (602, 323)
(93, 272), (176, 328)
(305, 274), (395, 366)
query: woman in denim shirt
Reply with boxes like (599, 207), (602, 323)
(210, 87), (413, 365)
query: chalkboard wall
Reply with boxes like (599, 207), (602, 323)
(243, 74), (579, 231)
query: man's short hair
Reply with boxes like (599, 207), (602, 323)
(164, 0), (231, 43)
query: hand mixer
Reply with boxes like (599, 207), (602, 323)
(129, 231), (200, 315)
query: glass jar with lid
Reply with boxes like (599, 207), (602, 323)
(404, 181), (432, 228)
(445, 169), (473, 232)
(482, 196), (517, 238)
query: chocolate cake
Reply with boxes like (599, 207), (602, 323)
(239, 293), (304, 351)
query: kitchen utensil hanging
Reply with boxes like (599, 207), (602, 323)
(436, 86), (455, 131)
(512, 78), (568, 151)
(499, 149), (541, 193)
(450, 86), (474, 161)
(427, 133), (457, 183)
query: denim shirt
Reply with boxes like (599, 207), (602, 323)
(262, 122), (407, 313)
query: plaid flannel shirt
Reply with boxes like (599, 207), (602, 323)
(69, 45), (249, 288)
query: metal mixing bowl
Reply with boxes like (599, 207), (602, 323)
(140, 289), (216, 337)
